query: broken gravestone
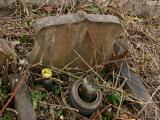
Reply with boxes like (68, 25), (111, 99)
(0, 0), (78, 8)
(10, 74), (37, 120)
(22, 0), (78, 6)
(121, 61), (160, 119)
(123, 0), (160, 17)
(0, 39), (16, 69)
(28, 13), (123, 69)
(0, 0), (16, 8)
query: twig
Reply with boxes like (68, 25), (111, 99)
(73, 49), (106, 83)
(6, 108), (18, 115)
(38, 100), (79, 112)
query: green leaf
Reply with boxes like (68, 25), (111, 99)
(32, 100), (38, 109)
(107, 92), (122, 106)
(103, 112), (114, 120)
(30, 90), (47, 109)
(17, 35), (28, 43)
(55, 110), (63, 117)
(0, 112), (13, 120)
(144, 53), (152, 61)
(52, 86), (61, 95)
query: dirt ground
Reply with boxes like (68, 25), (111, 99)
(0, 0), (160, 120)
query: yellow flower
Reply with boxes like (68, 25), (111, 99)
(42, 68), (52, 78)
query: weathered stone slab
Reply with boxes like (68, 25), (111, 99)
(0, 0), (78, 8)
(0, 0), (16, 8)
(22, 0), (78, 6)
(10, 74), (37, 120)
(123, 0), (160, 17)
(121, 61), (160, 119)
(28, 13), (122, 69)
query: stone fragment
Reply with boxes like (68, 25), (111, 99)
(123, 0), (160, 17)
(114, 39), (129, 59)
(10, 74), (37, 120)
(28, 13), (123, 69)
(0, 0), (78, 8)
(0, 39), (16, 68)
(22, 0), (78, 6)
(121, 61), (160, 119)
(0, 0), (16, 8)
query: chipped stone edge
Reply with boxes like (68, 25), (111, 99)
(34, 13), (122, 33)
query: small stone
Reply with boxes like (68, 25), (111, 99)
(0, 0), (16, 8)
(15, 78), (19, 82)
(42, 79), (54, 91)
(154, 75), (160, 81)
(19, 59), (28, 65)
(60, 115), (64, 120)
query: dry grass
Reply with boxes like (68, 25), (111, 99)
(0, 0), (160, 120)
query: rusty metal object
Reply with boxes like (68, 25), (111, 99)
(28, 13), (122, 69)
(120, 61), (160, 119)
(10, 74), (37, 120)
(0, 39), (16, 69)
(69, 79), (102, 117)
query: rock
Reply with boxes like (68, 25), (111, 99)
(154, 75), (160, 81)
(123, 0), (160, 17)
(120, 61), (160, 119)
(0, 0), (78, 8)
(0, 39), (16, 69)
(0, 0), (16, 8)
(28, 13), (123, 69)
(114, 39), (129, 59)
(22, 0), (78, 6)
(10, 74), (37, 120)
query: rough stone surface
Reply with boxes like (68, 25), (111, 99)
(114, 39), (129, 59)
(28, 13), (122, 69)
(0, 0), (78, 8)
(123, 0), (160, 17)
(22, 0), (78, 5)
(0, 0), (16, 8)
(121, 61), (160, 119)
(0, 39), (16, 68)
(10, 74), (37, 120)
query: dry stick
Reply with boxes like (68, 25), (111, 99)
(38, 100), (79, 112)
(92, 104), (112, 120)
(73, 49), (106, 83)
(0, 65), (30, 116)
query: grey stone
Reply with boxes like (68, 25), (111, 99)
(10, 74), (37, 120)
(0, 39), (16, 68)
(0, 0), (78, 8)
(22, 0), (77, 6)
(0, 0), (16, 8)
(121, 61), (160, 119)
(123, 0), (160, 17)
